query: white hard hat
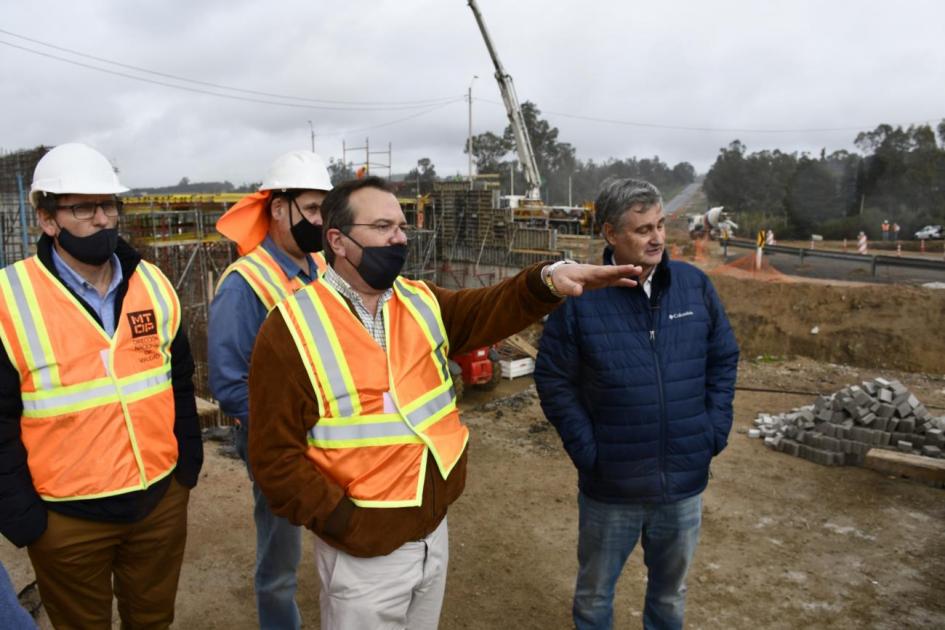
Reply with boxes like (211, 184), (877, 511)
(259, 150), (332, 193)
(30, 143), (129, 208)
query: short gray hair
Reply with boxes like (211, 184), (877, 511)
(595, 178), (662, 231)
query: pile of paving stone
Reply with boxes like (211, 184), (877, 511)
(750, 378), (945, 466)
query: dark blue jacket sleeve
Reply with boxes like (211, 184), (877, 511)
(207, 274), (268, 426)
(171, 328), (203, 488)
(534, 300), (598, 472)
(702, 278), (739, 455)
(0, 350), (45, 547)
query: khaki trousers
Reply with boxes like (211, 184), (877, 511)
(315, 517), (449, 630)
(27, 478), (190, 630)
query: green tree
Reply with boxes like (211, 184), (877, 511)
(327, 158), (355, 185)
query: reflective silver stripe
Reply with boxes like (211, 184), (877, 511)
(404, 386), (455, 428)
(22, 381), (117, 412)
(309, 418), (416, 443)
(137, 264), (172, 343)
(3, 265), (55, 389)
(294, 289), (355, 416)
(395, 280), (450, 382)
(22, 371), (170, 413)
(243, 254), (290, 305)
(120, 370), (171, 397)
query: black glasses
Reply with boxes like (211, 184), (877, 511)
(343, 221), (412, 237)
(56, 200), (123, 220)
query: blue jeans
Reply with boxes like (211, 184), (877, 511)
(238, 425), (303, 630)
(573, 492), (702, 630)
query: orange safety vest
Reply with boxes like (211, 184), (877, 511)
(278, 277), (468, 508)
(0, 257), (181, 501)
(217, 247), (326, 311)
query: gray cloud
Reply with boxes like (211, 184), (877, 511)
(2, 0), (943, 188)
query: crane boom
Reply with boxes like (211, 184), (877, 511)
(467, 0), (542, 201)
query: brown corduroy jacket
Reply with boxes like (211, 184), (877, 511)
(248, 262), (560, 557)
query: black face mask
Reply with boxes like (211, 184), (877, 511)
(289, 199), (323, 253)
(56, 226), (118, 266)
(345, 232), (408, 290)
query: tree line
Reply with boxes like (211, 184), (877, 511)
(703, 122), (945, 240)
(466, 101), (695, 205)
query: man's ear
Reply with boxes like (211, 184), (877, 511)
(325, 227), (347, 261)
(270, 197), (287, 221)
(602, 222), (616, 247)
(37, 209), (59, 238)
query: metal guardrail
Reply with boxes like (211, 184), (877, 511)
(722, 239), (945, 275)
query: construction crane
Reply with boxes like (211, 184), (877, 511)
(467, 0), (542, 202)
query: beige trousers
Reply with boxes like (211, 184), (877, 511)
(314, 517), (449, 630)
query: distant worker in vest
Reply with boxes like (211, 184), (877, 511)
(535, 178), (739, 630)
(882, 219), (890, 241)
(247, 176), (645, 629)
(0, 143), (203, 627)
(208, 149), (332, 630)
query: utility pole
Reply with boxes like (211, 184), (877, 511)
(307, 120), (315, 152)
(468, 75), (478, 189)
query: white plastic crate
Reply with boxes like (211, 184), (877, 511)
(500, 357), (535, 380)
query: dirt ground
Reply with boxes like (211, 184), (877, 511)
(3, 269), (944, 628)
(4, 359), (943, 629)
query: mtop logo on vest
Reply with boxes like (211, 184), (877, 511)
(127, 310), (158, 338)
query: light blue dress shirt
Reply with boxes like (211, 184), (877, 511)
(51, 247), (123, 336)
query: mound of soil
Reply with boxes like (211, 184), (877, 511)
(711, 275), (945, 373)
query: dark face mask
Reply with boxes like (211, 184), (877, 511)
(289, 199), (323, 253)
(345, 232), (408, 290)
(56, 226), (119, 266)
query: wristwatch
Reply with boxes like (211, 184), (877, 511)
(541, 259), (576, 298)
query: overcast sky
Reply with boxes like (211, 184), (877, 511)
(2, 0), (943, 188)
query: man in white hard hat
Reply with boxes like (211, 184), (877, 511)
(208, 149), (332, 629)
(0, 143), (203, 627)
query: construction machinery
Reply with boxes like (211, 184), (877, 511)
(448, 345), (502, 401)
(688, 206), (738, 239)
(467, 0), (593, 233)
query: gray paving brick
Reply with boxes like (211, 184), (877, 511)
(922, 445), (943, 458)
(876, 403), (895, 419)
(898, 417), (916, 433)
(878, 389), (893, 403)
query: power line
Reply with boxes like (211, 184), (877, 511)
(474, 97), (938, 135)
(321, 99), (465, 138)
(0, 36), (459, 111)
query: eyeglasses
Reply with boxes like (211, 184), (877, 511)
(56, 200), (123, 220)
(344, 221), (413, 237)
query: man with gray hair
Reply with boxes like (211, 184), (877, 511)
(535, 178), (739, 629)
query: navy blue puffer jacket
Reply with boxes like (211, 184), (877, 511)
(535, 252), (739, 504)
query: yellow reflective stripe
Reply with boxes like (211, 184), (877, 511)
(348, 452), (427, 509)
(278, 297), (327, 418)
(21, 367), (171, 418)
(134, 262), (177, 363)
(394, 280), (451, 384)
(241, 250), (293, 309)
(405, 381), (457, 432)
(108, 347), (148, 488)
(290, 287), (361, 417)
(40, 463), (176, 502)
(0, 263), (61, 388)
(307, 412), (423, 447)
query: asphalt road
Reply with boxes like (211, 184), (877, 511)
(725, 248), (945, 286)
(665, 181), (702, 215)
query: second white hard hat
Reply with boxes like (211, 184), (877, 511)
(260, 150), (333, 192)
(30, 143), (129, 208)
